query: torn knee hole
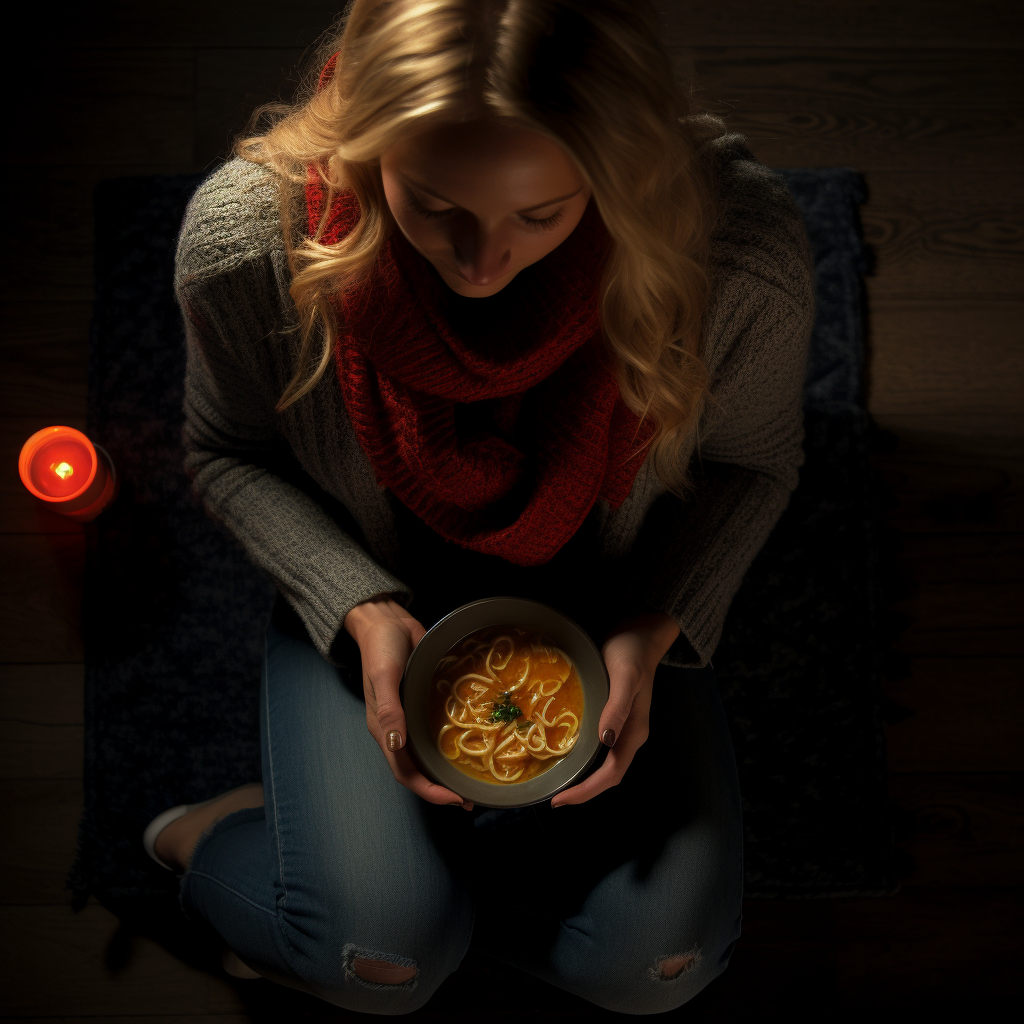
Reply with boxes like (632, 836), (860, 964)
(656, 949), (701, 980)
(352, 956), (418, 985)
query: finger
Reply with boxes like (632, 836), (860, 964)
(552, 708), (649, 808)
(363, 641), (413, 753)
(551, 744), (636, 808)
(389, 747), (474, 810)
(598, 650), (645, 750)
(407, 619), (428, 648)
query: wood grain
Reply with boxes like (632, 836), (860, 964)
(688, 48), (1023, 171)
(861, 173), (1024, 298)
(194, 48), (306, 167)
(30, 1), (1024, 50)
(885, 658), (1024, 773)
(0, 664), (84, 781)
(899, 532), (1023, 582)
(0, 903), (247, 1016)
(833, 888), (1022, 1001)
(890, 773), (1023, 887)
(0, 534), (85, 663)
(1, 779), (82, 904)
(895, 585), (1023, 657)
(0, 1018), (255, 1024)
(866, 299), (1023, 437)
(12, 53), (195, 168)
(0, 170), (100, 304)
(873, 433), (1024, 535)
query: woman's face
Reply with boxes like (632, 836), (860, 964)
(379, 118), (592, 297)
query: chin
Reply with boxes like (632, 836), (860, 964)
(443, 270), (515, 298)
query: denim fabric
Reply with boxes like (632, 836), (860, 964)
(180, 611), (743, 1015)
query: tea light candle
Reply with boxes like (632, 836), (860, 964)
(18, 425), (118, 521)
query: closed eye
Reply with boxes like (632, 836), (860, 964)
(403, 188), (566, 231)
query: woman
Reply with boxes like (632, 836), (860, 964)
(145, 0), (813, 1014)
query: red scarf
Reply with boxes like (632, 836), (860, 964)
(306, 67), (653, 566)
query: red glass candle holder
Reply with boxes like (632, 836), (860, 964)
(18, 426), (118, 522)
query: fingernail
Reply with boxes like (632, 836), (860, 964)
(601, 728), (616, 747)
(387, 730), (403, 751)
(448, 800), (464, 808)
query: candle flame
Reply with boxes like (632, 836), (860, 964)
(51, 461), (74, 481)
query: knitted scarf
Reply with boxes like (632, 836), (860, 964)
(307, 188), (654, 566)
(305, 65), (653, 566)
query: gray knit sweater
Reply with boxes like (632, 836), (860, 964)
(174, 134), (814, 670)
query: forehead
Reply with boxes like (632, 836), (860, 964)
(384, 119), (583, 199)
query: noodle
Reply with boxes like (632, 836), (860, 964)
(427, 625), (584, 785)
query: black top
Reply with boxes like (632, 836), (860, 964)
(391, 492), (626, 647)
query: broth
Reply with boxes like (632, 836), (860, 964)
(427, 624), (585, 785)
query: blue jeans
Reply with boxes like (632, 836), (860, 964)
(180, 610), (743, 1015)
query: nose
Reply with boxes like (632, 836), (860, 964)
(450, 219), (512, 286)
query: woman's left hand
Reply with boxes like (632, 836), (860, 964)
(550, 611), (681, 809)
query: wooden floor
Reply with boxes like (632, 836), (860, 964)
(1, 1), (1021, 1019)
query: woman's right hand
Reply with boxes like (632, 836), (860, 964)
(344, 596), (474, 811)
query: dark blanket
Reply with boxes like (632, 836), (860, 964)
(69, 165), (894, 934)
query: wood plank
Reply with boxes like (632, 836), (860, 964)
(687, 48), (1023, 172)
(833, 888), (1022, 1002)
(0, 301), (93, 349)
(0, 304), (92, 447)
(37, 1), (1024, 49)
(0, 169), (98, 304)
(0, 664), (84, 781)
(0, 1018), (254, 1023)
(885, 658), (1024, 773)
(659, 0), (1024, 49)
(0, 903), (246, 1016)
(0, 165), (196, 305)
(0, 534), (84, 663)
(12, 52), (195, 168)
(861, 172), (1024, 298)
(898, 532), (1023, 582)
(873, 433), (1024, 535)
(0, 343), (88, 419)
(891, 535), (1023, 656)
(0, 779), (82, 904)
(1, 418), (90, 535)
(866, 299), (1023, 438)
(194, 48), (305, 168)
(895, 585), (1023, 657)
(890, 773), (1023, 887)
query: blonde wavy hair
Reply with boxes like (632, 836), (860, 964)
(235, 0), (725, 496)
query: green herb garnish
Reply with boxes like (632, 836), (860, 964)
(489, 691), (522, 724)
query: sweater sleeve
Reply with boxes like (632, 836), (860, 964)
(619, 152), (815, 669)
(175, 163), (413, 664)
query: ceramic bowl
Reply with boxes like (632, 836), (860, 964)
(400, 596), (609, 808)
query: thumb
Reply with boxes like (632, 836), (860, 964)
(365, 627), (413, 751)
(598, 654), (641, 748)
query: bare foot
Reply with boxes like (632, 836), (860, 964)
(154, 783), (264, 873)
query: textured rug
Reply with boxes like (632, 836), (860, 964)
(69, 164), (894, 934)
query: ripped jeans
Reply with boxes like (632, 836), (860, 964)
(180, 605), (743, 1015)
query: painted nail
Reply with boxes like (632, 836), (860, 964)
(387, 730), (403, 751)
(601, 728), (616, 747)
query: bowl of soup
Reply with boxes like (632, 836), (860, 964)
(401, 596), (610, 808)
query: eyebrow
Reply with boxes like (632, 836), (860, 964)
(399, 173), (583, 213)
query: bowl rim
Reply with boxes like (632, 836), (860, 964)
(400, 596), (609, 808)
